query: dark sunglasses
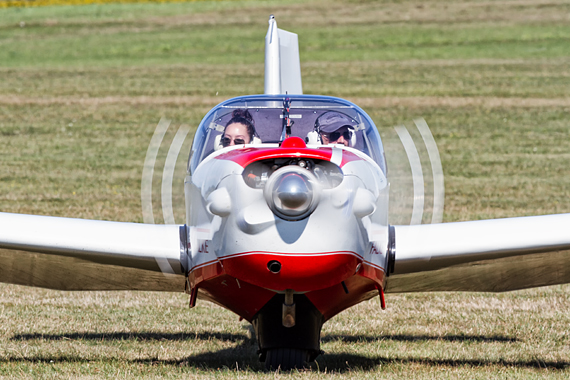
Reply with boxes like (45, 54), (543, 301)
(323, 130), (352, 142)
(221, 137), (246, 147)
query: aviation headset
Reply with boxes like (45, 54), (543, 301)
(306, 111), (357, 147)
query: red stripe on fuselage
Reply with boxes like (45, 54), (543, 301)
(340, 150), (362, 167)
(215, 146), (362, 168)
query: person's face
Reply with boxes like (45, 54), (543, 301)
(320, 126), (351, 147)
(222, 123), (250, 147)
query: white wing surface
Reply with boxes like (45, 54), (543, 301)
(0, 212), (186, 291)
(387, 213), (570, 293)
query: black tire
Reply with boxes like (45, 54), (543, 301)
(264, 348), (310, 371)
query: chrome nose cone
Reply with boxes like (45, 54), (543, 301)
(264, 166), (320, 221)
(276, 173), (312, 210)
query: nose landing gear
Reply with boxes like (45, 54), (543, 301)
(252, 293), (324, 371)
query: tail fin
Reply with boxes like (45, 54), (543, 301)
(264, 15), (303, 95)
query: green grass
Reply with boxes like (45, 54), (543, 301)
(1, 0), (569, 68)
(4, 23), (569, 67)
(1, 0), (570, 377)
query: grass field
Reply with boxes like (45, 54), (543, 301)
(1, 0), (570, 377)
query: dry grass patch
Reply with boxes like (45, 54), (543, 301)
(0, 95), (222, 106)
(3, 284), (570, 377)
(350, 96), (570, 108)
(7, 0), (570, 29)
(2, 95), (570, 108)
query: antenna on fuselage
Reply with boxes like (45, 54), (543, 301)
(264, 15), (303, 95)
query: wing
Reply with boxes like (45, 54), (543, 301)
(0, 212), (186, 291)
(386, 213), (570, 293)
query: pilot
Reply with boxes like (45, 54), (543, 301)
(308, 111), (356, 147)
(220, 109), (259, 147)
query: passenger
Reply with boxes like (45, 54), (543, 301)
(220, 109), (258, 147)
(312, 111), (356, 147)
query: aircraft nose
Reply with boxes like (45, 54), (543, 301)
(264, 166), (320, 221)
(276, 173), (311, 210)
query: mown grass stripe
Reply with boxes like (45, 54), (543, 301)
(0, 0), (215, 9)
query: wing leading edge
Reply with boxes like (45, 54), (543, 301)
(0, 212), (186, 291)
(387, 213), (570, 293)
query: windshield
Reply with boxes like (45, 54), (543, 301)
(189, 95), (386, 174)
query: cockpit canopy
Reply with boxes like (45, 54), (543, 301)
(188, 95), (386, 174)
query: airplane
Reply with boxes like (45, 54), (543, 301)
(2, 15), (570, 371)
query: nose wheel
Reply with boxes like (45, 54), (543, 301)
(252, 293), (324, 371)
(265, 348), (310, 371)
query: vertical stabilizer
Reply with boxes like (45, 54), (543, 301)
(264, 15), (303, 95)
(264, 15), (280, 95)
